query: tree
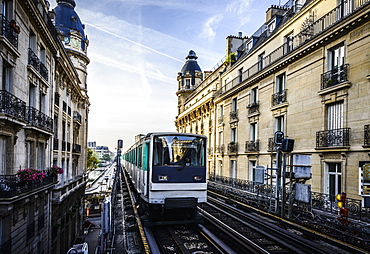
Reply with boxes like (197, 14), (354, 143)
(102, 153), (111, 162)
(87, 148), (99, 170)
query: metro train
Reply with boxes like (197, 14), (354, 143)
(122, 132), (207, 223)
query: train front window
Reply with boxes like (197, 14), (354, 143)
(153, 135), (205, 167)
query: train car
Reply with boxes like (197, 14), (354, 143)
(123, 132), (207, 223)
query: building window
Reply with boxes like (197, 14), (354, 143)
(37, 143), (45, 171)
(238, 68), (243, 83)
(218, 160), (223, 176)
(322, 43), (347, 89)
(276, 73), (286, 93)
(1, 60), (12, 92)
(325, 162), (342, 198)
(250, 160), (256, 181)
(327, 101), (343, 130)
(258, 52), (265, 71)
(29, 30), (36, 52)
(275, 115), (284, 133)
(185, 79), (190, 89)
(272, 73), (287, 106)
(231, 160), (237, 179)
(251, 87), (258, 104)
(29, 84), (36, 107)
(231, 128), (237, 142)
(328, 43), (345, 71)
(218, 105), (224, 124)
(250, 123), (257, 141)
(284, 32), (294, 53)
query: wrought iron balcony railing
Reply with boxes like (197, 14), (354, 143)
(271, 89), (287, 107)
(227, 142), (238, 153)
(73, 143), (81, 154)
(247, 101), (259, 115)
(321, 64), (349, 90)
(230, 110), (238, 121)
(0, 173), (57, 198)
(364, 125), (370, 147)
(0, 14), (18, 48)
(216, 144), (224, 153)
(218, 0), (369, 96)
(28, 48), (48, 81)
(27, 106), (53, 133)
(267, 137), (276, 152)
(217, 115), (224, 125)
(73, 111), (82, 124)
(209, 174), (367, 222)
(0, 90), (27, 122)
(245, 140), (260, 152)
(316, 128), (350, 148)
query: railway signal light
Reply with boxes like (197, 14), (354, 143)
(336, 192), (349, 225)
(336, 192), (346, 208)
(274, 131), (284, 145)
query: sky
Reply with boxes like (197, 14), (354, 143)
(49, 0), (279, 151)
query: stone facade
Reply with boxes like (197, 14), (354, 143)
(175, 0), (370, 202)
(0, 0), (89, 253)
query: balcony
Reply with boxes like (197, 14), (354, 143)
(267, 138), (276, 152)
(316, 128), (350, 148)
(73, 111), (82, 124)
(321, 64), (349, 90)
(364, 125), (370, 147)
(28, 48), (48, 81)
(0, 173), (57, 198)
(216, 144), (224, 154)
(247, 102), (259, 115)
(217, 0), (368, 97)
(218, 116), (224, 125)
(27, 106), (53, 133)
(271, 89), (287, 107)
(0, 90), (27, 122)
(245, 140), (260, 152)
(229, 110), (238, 122)
(73, 143), (81, 154)
(0, 14), (18, 48)
(227, 142), (238, 153)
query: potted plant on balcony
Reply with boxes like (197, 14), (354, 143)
(17, 168), (46, 184)
(50, 165), (64, 175)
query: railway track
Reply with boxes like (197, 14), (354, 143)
(144, 224), (235, 254)
(198, 195), (366, 254)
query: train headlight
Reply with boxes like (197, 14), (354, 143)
(158, 175), (168, 181)
(193, 175), (203, 181)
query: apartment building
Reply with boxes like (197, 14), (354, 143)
(175, 0), (370, 204)
(0, 0), (89, 253)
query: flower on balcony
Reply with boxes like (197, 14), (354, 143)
(17, 168), (46, 181)
(50, 165), (64, 175)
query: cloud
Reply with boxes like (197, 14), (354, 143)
(199, 14), (224, 43)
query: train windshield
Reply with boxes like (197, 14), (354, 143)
(153, 135), (205, 167)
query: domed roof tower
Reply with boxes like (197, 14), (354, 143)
(176, 50), (203, 114)
(54, 0), (89, 90)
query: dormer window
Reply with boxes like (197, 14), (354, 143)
(185, 79), (190, 89)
